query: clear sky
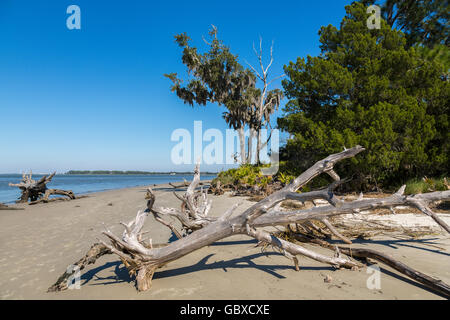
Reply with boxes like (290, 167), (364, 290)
(0, 0), (353, 173)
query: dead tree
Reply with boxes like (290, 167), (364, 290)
(49, 146), (450, 296)
(9, 172), (75, 204)
(245, 37), (284, 164)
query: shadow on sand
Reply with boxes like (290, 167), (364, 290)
(80, 250), (333, 288)
(79, 237), (448, 298)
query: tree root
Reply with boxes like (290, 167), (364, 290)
(9, 172), (76, 205)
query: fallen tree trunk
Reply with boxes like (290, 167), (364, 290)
(252, 187), (450, 231)
(0, 203), (24, 210)
(29, 189), (76, 205)
(9, 172), (76, 204)
(168, 180), (189, 189)
(47, 243), (110, 292)
(50, 145), (450, 295)
(289, 232), (450, 298)
(343, 247), (450, 298)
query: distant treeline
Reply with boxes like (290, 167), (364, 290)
(65, 170), (217, 175)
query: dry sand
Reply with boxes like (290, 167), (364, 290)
(0, 184), (449, 300)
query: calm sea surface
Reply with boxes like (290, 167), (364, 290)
(0, 174), (216, 204)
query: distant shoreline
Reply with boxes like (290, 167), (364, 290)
(0, 174), (217, 204)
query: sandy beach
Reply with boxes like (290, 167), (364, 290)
(0, 183), (449, 300)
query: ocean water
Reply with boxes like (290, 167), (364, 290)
(0, 174), (216, 204)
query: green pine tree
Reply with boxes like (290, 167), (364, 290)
(278, 2), (449, 190)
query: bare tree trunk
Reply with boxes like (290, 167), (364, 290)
(246, 128), (256, 164)
(237, 127), (247, 164)
(256, 127), (262, 164)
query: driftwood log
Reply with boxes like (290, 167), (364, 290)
(0, 203), (24, 210)
(9, 172), (75, 204)
(49, 146), (450, 296)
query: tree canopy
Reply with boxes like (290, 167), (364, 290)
(361, 0), (449, 47)
(164, 26), (257, 131)
(278, 2), (449, 189)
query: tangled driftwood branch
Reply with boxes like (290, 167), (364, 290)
(49, 146), (450, 296)
(9, 172), (75, 204)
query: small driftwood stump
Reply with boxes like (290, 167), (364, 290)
(9, 172), (75, 204)
(50, 146), (450, 297)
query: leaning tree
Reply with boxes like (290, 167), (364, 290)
(49, 146), (450, 297)
(9, 172), (75, 205)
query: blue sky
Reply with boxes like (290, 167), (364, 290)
(0, 0), (353, 173)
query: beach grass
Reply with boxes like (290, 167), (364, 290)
(404, 177), (448, 195)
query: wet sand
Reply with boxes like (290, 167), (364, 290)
(0, 184), (449, 300)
